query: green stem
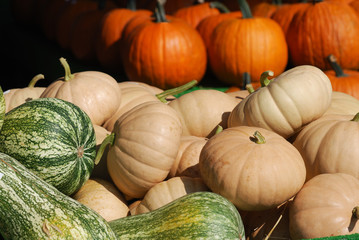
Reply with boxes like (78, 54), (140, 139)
(94, 133), (115, 165)
(209, 1), (230, 13)
(155, 0), (168, 22)
(126, 0), (136, 10)
(59, 57), (74, 82)
(214, 125), (223, 135)
(351, 113), (359, 122)
(352, 206), (359, 219)
(251, 131), (266, 144)
(260, 70), (274, 87)
(327, 54), (348, 78)
(28, 74), (45, 88)
(155, 80), (198, 103)
(237, 0), (252, 18)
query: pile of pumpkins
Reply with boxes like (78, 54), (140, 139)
(9, 0), (359, 98)
(2, 53), (359, 239)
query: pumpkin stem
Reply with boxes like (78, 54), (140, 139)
(243, 72), (255, 94)
(250, 131), (266, 144)
(326, 54), (348, 78)
(272, 0), (282, 5)
(352, 206), (359, 219)
(126, 0), (136, 10)
(94, 132), (115, 165)
(214, 125), (223, 135)
(209, 1), (230, 13)
(28, 74), (45, 88)
(155, 0), (168, 23)
(59, 57), (74, 82)
(155, 80), (198, 103)
(351, 113), (359, 122)
(260, 70), (274, 87)
(238, 0), (252, 18)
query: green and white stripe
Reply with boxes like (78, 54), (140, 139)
(0, 86), (4, 132)
(109, 191), (246, 240)
(0, 152), (116, 240)
(0, 98), (96, 196)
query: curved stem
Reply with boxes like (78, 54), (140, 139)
(155, 0), (168, 22)
(59, 57), (74, 82)
(352, 206), (359, 219)
(250, 131), (266, 144)
(28, 74), (45, 88)
(214, 125), (223, 135)
(260, 70), (274, 87)
(155, 80), (198, 103)
(209, 1), (230, 13)
(237, 0), (252, 18)
(94, 133), (115, 165)
(351, 113), (359, 122)
(327, 54), (348, 78)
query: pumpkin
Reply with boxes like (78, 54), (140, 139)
(324, 54), (359, 100)
(293, 112), (359, 181)
(286, 0), (359, 70)
(168, 135), (208, 179)
(100, 100), (183, 199)
(208, 0), (288, 87)
(133, 176), (209, 215)
(168, 89), (239, 138)
(72, 178), (129, 221)
(252, 0), (283, 18)
(228, 65), (332, 139)
(199, 126), (306, 211)
(173, 0), (229, 28)
(324, 91), (359, 116)
(40, 57), (122, 126)
(95, 0), (152, 72)
(120, 1), (207, 89)
(350, 0), (359, 17)
(3, 74), (46, 113)
(289, 173), (359, 239)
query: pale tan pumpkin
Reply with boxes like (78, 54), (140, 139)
(199, 126), (306, 211)
(40, 58), (122, 125)
(324, 91), (359, 116)
(4, 74), (46, 112)
(228, 66), (332, 139)
(169, 89), (239, 138)
(72, 178), (129, 221)
(289, 173), (359, 239)
(106, 101), (183, 199)
(293, 112), (359, 181)
(168, 135), (208, 179)
(133, 176), (209, 215)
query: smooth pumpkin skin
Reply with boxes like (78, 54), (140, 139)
(289, 173), (359, 239)
(133, 176), (209, 215)
(107, 101), (182, 199)
(72, 178), (129, 221)
(169, 89), (239, 138)
(199, 126), (306, 211)
(293, 113), (359, 181)
(40, 59), (122, 126)
(324, 91), (359, 116)
(228, 65), (332, 139)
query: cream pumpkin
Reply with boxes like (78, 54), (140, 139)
(324, 91), (359, 116)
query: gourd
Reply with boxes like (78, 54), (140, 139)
(0, 152), (117, 239)
(72, 178), (129, 221)
(0, 97), (96, 196)
(228, 65), (332, 139)
(199, 126), (306, 211)
(40, 57), (122, 126)
(289, 173), (359, 239)
(108, 191), (246, 240)
(324, 91), (359, 116)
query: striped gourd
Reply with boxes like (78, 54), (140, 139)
(0, 97), (96, 196)
(0, 152), (116, 239)
(0, 86), (4, 131)
(109, 191), (246, 240)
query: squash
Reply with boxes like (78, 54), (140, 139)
(133, 176), (209, 215)
(324, 91), (359, 116)
(289, 173), (359, 239)
(72, 178), (129, 221)
(40, 57), (122, 126)
(0, 152), (117, 239)
(109, 191), (246, 240)
(3, 73), (46, 113)
(199, 126), (306, 211)
(0, 86), (4, 131)
(168, 89), (239, 138)
(101, 100), (183, 199)
(293, 112), (359, 181)
(228, 65), (332, 139)
(0, 97), (96, 196)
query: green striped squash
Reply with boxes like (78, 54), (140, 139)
(109, 191), (246, 239)
(0, 152), (116, 239)
(0, 97), (96, 196)
(0, 86), (4, 132)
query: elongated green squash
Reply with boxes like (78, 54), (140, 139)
(109, 191), (246, 239)
(0, 152), (116, 239)
(0, 97), (96, 195)
(0, 86), (4, 131)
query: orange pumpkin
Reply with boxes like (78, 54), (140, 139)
(121, 1), (207, 89)
(252, 0), (283, 18)
(208, 0), (288, 87)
